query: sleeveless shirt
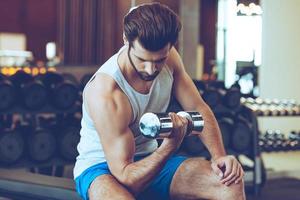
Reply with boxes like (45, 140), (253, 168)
(73, 46), (174, 179)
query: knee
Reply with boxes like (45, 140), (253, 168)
(203, 165), (245, 200)
(224, 179), (245, 194)
(215, 179), (245, 200)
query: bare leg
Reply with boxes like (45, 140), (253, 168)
(170, 158), (246, 200)
(89, 174), (135, 200)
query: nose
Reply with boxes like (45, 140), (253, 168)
(144, 62), (156, 75)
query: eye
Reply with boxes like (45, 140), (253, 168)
(137, 57), (146, 62)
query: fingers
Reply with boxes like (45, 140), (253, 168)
(169, 112), (189, 136)
(235, 166), (244, 184)
(221, 160), (237, 185)
(220, 157), (244, 186)
(213, 156), (244, 186)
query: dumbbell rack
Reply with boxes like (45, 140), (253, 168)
(0, 102), (81, 169)
(0, 102), (81, 115)
(243, 102), (300, 196)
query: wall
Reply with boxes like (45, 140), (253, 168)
(179, 0), (200, 79)
(260, 0), (300, 132)
(0, 0), (57, 61)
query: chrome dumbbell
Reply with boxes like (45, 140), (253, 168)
(139, 111), (204, 138)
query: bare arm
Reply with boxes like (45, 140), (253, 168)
(167, 48), (244, 186)
(84, 74), (186, 196)
(167, 47), (226, 159)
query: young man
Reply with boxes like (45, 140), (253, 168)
(74, 3), (246, 200)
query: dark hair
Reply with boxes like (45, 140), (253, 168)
(123, 3), (181, 51)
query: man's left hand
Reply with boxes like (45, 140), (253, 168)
(210, 155), (244, 186)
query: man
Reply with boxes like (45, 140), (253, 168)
(74, 3), (246, 200)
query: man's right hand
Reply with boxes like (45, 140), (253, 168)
(159, 112), (189, 153)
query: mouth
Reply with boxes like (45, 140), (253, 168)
(140, 71), (159, 81)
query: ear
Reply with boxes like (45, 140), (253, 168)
(123, 33), (129, 46)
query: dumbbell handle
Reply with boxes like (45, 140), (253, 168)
(139, 111), (204, 139)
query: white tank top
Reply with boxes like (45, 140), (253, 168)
(73, 46), (174, 179)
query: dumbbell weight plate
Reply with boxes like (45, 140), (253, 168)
(62, 73), (79, 85)
(0, 130), (24, 165)
(28, 129), (56, 162)
(193, 80), (206, 94)
(22, 82), (47, 110)
(223, 88), (241, 108)
(139, 112), (173, 138)
(53, 82), (79, 109)
(202, 89), (221, 108)
(0, 82), (15, 111)
(231, 121), (252, 153)
(139, 112), (204, 138)
(218, 118), (233, 148)
(59, 126), (80, 161)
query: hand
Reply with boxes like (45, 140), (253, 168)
(160, 112), (188, 151)
(211, 155), (244, 186)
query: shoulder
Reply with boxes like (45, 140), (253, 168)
(84, 73), (132, 125)
(85, 73), (119, 97)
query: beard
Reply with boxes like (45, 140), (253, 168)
(136, 70), (160, 81)
(127, 46), (160, 81)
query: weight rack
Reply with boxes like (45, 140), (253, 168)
(242, 98), (300, 196)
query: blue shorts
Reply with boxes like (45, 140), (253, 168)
(75, 155), (188, 200)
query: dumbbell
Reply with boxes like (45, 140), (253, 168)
(241, 97), (263, 115)
(193, 80), (221, 108)
(231, 116), (252, 153)
(271, 99), (288, 116)
(53, 115), (81, 161)
(208, 81), (241, 109)
(268, 130), (286, 151)
(139, 111), (204, 139)
(0, 73), (16, 111)
(17, 123), (57, 163)
(262, 130), (286, 152)
(280, 99), (300, 116)
(288, 131), (300, 150)
(36, 72), (80, 109)
(217, 116), (234, 149)
(10, 71), (47, 110)
(259, 133), (268, 152)
(0, 129), (25, 165)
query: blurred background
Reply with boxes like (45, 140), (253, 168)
(0, 0), (300, 199)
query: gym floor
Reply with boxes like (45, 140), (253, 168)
(247, 178), (300, 200)
(0, 178), (299, 199)
(1, 178), (299, 200)
(246, 151), (300, 200)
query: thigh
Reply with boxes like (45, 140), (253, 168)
(89, 174), (135, 200)
(170, 157), (243, 200)
(137, 155), (188, 200)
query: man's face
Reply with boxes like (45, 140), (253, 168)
(127, 40), (171, 81)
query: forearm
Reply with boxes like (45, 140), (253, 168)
(196, 104), (226, 159)
(116, 144), (174, 196)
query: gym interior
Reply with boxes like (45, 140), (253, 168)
(0, 0), (299, 199)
